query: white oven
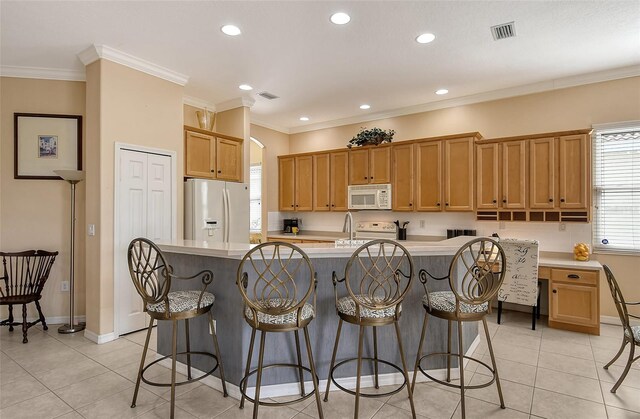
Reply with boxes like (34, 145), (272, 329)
(348, 184), (392, 210)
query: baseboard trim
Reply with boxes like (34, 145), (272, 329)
(83, 329), (117, 344)
(601, 315), (640, 327)
(158, 335), (481, 400)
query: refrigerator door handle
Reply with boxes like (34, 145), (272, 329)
(225, 188), (231, 243)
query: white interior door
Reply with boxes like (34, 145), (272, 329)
(117, 149), (172, 335)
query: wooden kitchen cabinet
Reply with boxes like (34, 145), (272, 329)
(415, 141), (442, 211)
(392, 144), (414, 211)
(184, 127), (243, 181)
(545, 266), (600, 335)
(558, 134), (588, 209)
(501, 140), (527, 209)
(313, 153), (330, 211)
(294, 156), (314, 211)
(348, 146), (391, 185)
(476, 143), (499, 209)
(279, 156), (295, 211)
(530, 137), (556, 209)
(330, 151), (349, 211)
(444, 137), (474, 211)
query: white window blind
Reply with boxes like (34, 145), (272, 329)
(593, 124), (640, 253)
(250, 164), (262, 232)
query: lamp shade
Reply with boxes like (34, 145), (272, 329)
(54, 170), (84, 182)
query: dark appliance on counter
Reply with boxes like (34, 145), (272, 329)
(283, 218), (300, 234)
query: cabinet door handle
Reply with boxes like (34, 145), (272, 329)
(211, 169), (215, 173)
(437, 203), (441, 206)
(445, 203), (449, 206)
(552, 289), (557, 293)
(568, 274), (580, 279)
(560, 198), (565, 202)
(364, 176), (368, 180)
(549, 198), (553, 202)
(502, 199), (507, 203)
(492, 199), (497, 203)
(331, 204), (335, 207)
(291, 204), (294, 207)
(326, 204), (329, 207)
(409, 203), (413, 206)
(217, 170), (221, 173)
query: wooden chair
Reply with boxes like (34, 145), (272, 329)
(412, 238), (506, 419)
(237, 242), (324, 419)
(0, 250), (58, 343)
(496, 239), (541, 330)
(325, 239), (416, 419)
(602, 265), (640, 393)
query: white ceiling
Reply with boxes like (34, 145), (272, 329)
(2, 1), (639, 132)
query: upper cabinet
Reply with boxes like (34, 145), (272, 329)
(184, 127), (243, 182)
(392, 144), (414, 211)
(444, 137), (475, 211)
(476, 143), (499, 209)
(279, 155), (313, 211)
(279, 156), (295, 211)
(529, 137), (556, 209)
(313, 153), (331, 211)
(415, 141), (442, 211)
(558, 134), (588, 209)
(349, 146), (391, 185)
(501, 140), (527, 209)
(330, 151), (349, 211)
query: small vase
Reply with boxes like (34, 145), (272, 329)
(196, 109), (216, 131)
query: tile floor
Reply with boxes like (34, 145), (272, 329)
(1, 311), (639, 419)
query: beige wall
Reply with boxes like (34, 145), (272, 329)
(85, 60), (184, 335)
(290, 77), (640, 151)
(0, 77), (86, 321)
(250, 124), (290, 213)
(285, 77), (640, 319)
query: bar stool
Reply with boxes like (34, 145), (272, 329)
(325, 239), (416, 419)
(127, 238), (227, 419)
(412, 238), (506, 419)
(237, 242), (324, 419)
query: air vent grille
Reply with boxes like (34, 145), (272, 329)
(491, 22), (516, 40)
(258, 91), (279, 100)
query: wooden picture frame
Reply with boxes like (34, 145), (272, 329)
(14, 113), (82, 179)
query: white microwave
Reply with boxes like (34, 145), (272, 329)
(348, 184), (392, 210)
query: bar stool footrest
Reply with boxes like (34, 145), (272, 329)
(240, 363), (319, 407)
(416, 352), (496, 390)
(141, 351), (221, 387)
(329, 357), (407, 398)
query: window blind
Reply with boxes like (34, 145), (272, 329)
(593, 125), (640, 252)
(249, 164), (262, 231)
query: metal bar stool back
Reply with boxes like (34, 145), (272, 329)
(325, 239), (416, 419)
(602, 265), (640, 393)
(128, 238), (227, 419)
(236, 242), (324, 419)
(412, 238), (506, 419)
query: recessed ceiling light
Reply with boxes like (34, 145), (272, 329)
(435, 89), (449, 95)
(299, 116), (310, 121)
(330, 12), (351, 25)
(239, 84), (253, 91)
(221, 25), (241, 36)
(360, 104), (371, 110)
(416, 33), (436, 44)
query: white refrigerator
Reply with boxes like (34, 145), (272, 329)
(184, 179), (250, 244)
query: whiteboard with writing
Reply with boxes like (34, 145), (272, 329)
(498, 239), (539, 306)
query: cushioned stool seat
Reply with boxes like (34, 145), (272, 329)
(146, 290), (215, 314)
(624, 325), (640, 343)
(423, 291), (488, 314)
(337, 295), (400, 319)
(244, 299), (314, 325)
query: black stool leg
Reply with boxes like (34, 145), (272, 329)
(208, 312), (228, 397)
(185, 319), (192, 380)
(457, 320), (466, 419)
(294, 330), (306, 396)
(372, 326), (380, 389)
(21, 304), (28, 343)
(411, 311), (429, 393)
(131, 319), (154, 408)
(35, 301), (47, 331)
(324, 318), (343, 401)
(8, 304), (14, 331)
(483, 318), (505, 408)
(497, 300), (503, 324)
(252, 331), (267, 419)
(354, 325), (365, 419)
(532, 306), (536, 330)
(303, 326), (324, 419)
(170, 319), (178, 419)
(240, 327), (257, 409)
(394, 321), (416, 417)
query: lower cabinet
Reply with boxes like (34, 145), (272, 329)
(545, 267), (600, 335)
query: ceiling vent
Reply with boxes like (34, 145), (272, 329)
(258, 91), (279, 100)
(491, 22), (516, 40)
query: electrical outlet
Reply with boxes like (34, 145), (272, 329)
(559, 222), (567, 231)
(61, 281), (69, 292)
(419, 220), (425, 228)
(209, 320), (216, 335)
(499, 221), (506, 230)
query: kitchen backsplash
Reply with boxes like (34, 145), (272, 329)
(269, 211), (592, 253)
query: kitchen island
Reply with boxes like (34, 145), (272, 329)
(156, 237), (482, 398)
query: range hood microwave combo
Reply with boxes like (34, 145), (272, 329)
(348, 184), (392, 210)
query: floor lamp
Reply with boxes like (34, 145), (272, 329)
(55, 170), (86, 334)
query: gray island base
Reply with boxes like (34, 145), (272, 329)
(157, 238), (479, 399)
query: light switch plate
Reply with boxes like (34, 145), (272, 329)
(61, 281), (69, 292)
(88, 224), (95, 236)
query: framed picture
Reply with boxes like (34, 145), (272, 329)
(14, 113), (82, 179)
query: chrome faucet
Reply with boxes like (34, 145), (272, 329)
(343, 211), (355, 241)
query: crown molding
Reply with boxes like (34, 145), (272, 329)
(0, 65), (85, 81)
(183, 96), (216, 111)
(77, 44), (189, 86)
(216, 97), (255, 112)
(249, 117), (291, 135)
(288, 64), (640, 134)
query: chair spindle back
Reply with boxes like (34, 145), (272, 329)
(0, 251), (58, 298)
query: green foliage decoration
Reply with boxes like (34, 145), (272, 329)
(347, 127), (395, 148)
